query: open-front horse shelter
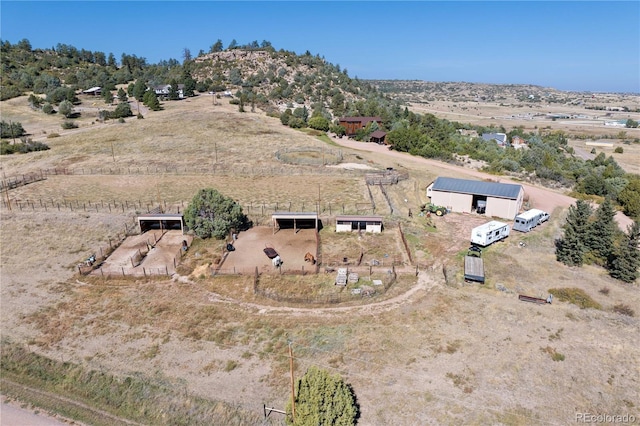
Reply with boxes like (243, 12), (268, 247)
(271, 212), (319, 233)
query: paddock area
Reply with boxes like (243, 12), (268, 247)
(219, 226), (317, 274)
(92, 230), (193, 277)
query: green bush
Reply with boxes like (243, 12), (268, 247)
(614, 147), (623, 154)
(1, 139), (50, 155)
(549, 288), (602, 310)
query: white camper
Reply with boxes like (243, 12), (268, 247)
(513, 209), (550, 233)
(470, 221), (510, 247)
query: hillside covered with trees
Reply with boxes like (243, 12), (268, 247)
(1, 37), (639, 220)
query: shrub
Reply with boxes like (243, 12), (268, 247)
(47, 133), (60, 138)
(1, 139), (50, 155)
(612, 304), (635, 317)
(548, 288), (602, 310)
(61, 121), (78, 130)
(614, 147), (623, 154)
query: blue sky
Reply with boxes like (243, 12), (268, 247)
(1, 1), (638, 93)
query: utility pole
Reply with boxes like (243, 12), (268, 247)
(288, 341), (296, 423)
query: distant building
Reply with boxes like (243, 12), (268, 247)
(481, 132), (508, 147)
(338, 117), (383, 136)
(82, 86), (102, 96)
(153, 84), (185, 99)
(369, 130), (387, 144)
(511, 136), (528, 150)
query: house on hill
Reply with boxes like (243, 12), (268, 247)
(427, 177), (524, 219)
(338, 116), (383, 136)
(511, 136), (528, 150)
(153, 84), (185, 99)
(82, 87), (102, 96)
(481, 132), (508, 147)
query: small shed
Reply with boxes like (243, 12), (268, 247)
(369, 130), (387, 144)
(335, 215), (383, 233)
(137, 214), (185, 234)
(271, 212), (319, 233)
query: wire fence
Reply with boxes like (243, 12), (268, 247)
(1, 197), (377, 218)
(1, 163), (365, 182)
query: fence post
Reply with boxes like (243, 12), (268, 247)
(165, 265), (169, 276)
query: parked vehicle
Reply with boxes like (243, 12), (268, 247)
(470, 221), (510, 247)
(464, 246), (484, 283)
(513, 209), (550, 233)
(420, 203), (448, 216)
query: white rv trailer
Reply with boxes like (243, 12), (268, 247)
(513, 209), (550, 233)
(470, 221), (510, 247)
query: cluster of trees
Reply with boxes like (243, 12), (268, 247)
(0, 120), (26, 139)
(1, 138), (50, 155)
(556, 200), (639, 282)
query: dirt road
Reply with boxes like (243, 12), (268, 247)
(329, 136), (634, 229)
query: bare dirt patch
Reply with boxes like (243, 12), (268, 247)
(93, 230), (192, 277)
(220, 227), (317, 275)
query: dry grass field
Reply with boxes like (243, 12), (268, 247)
(1, 92), (639, 425)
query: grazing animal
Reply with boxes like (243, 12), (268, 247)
(304, 252), (316, 264)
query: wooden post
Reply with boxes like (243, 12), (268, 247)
(289, 342), (296, 422)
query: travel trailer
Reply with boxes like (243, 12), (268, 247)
(470, 221), (510, 247)
(513, 209), (550, 233)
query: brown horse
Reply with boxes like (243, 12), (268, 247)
(304, 252), (316, 264)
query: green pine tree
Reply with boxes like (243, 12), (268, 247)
(585, 199), (618, 263)
(117, 87), (127, 102)
(168, 79), (180, 100)
(556, 225), (586, 266)
(609, 221), (640, 283)
(556, 200), (592, 266)
(184, 188), (248, 239)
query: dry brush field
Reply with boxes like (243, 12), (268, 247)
(1, 93), (639, 425)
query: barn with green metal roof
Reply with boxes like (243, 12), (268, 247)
(426, 177), (524, 219)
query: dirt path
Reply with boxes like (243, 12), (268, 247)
(329, 136), (634, 229)
(173, 269), (438, 316)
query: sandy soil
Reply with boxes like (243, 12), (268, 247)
(220, 227), (317, 275)
(93, 230), (192, 277)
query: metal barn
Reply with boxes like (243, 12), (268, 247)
(426, 177), (524, 220)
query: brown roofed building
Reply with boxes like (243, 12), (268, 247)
(369, 130), (387, 144)
(338, 116), (383, 136)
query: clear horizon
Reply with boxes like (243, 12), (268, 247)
(1, 1), (638, 94)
